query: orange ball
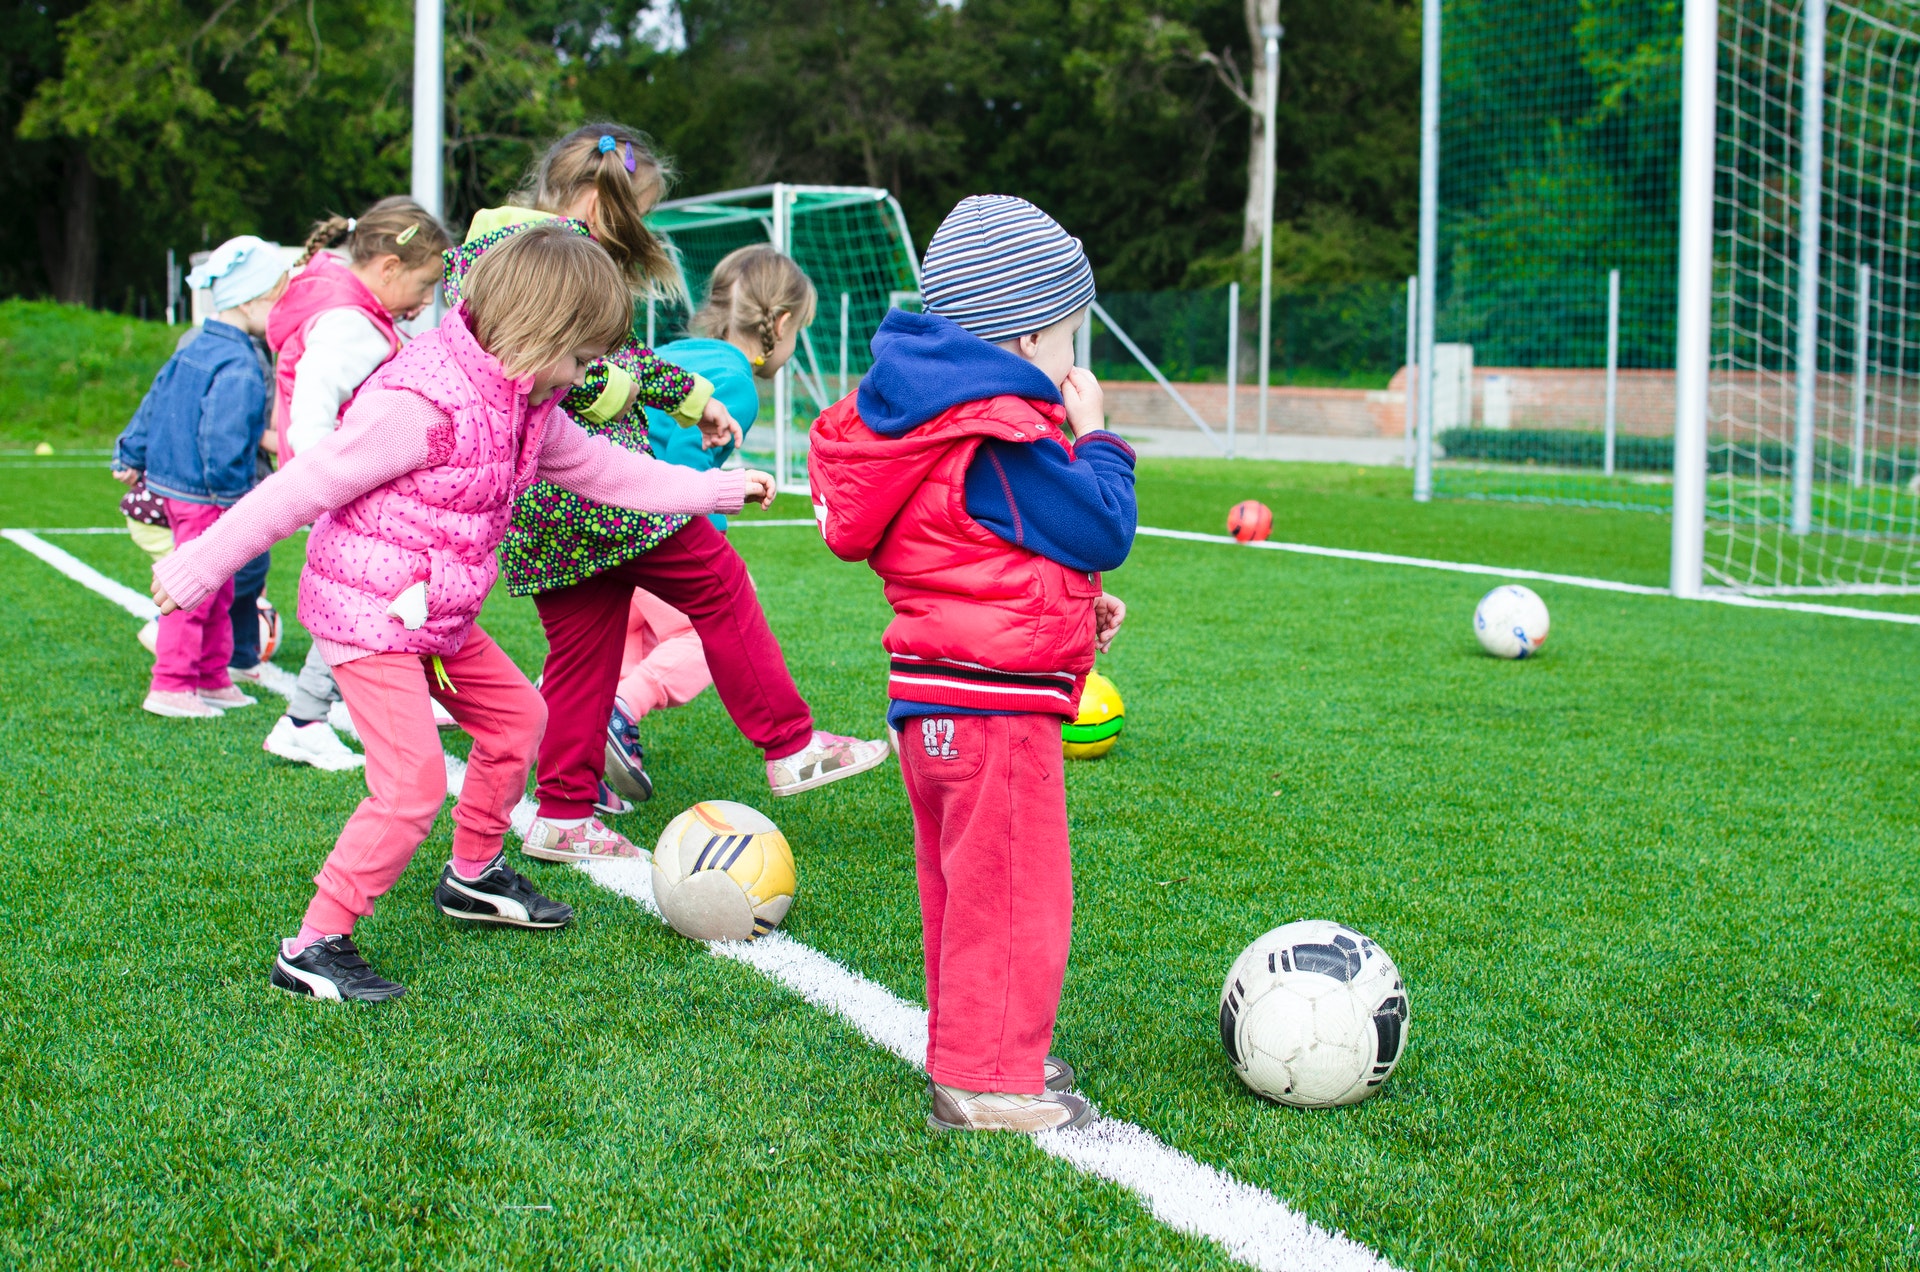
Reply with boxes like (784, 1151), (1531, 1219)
(1227, 499), (1273, 543)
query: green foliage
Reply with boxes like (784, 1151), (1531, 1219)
(8, 0), (1424, 305)
(0, 299), (181, 449)
(1436, 0), (1681, 369)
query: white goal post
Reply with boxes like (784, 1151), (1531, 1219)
(1672, 0), (1920, 596)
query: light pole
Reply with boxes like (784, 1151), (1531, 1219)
(1256, 19), (1282, 443)
(1413, 0), (1440, 501)
(411, 0), (444, 325)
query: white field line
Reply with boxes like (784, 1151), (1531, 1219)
(4, 528), (160, 618)
(5, 527), (1400, 1272)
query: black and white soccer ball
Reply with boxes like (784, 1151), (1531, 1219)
(1218, 920), (1409, 1107)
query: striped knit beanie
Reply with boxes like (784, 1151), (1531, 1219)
(919, 195), (1096, 343)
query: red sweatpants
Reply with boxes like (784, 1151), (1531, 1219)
(303, 626), (545, 935)
(899, 712), (1073, 1095)
(531, 516), (813, 820)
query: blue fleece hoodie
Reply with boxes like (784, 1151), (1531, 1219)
(858, 310), (1136, 575)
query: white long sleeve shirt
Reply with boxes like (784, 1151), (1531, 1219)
(285, 308), (395, 457)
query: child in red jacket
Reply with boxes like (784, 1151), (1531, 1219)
(810, 195), (1135, 1132)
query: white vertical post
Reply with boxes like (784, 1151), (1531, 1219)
(1852, 261), (1870, 487)
(646, 297), (656, 348)
(165, 249), (178, 326)
(1257, 22), (1282, 441)
(1414, 0), (1441, 501)
(410, 0), (443, 328)
(1671, 0), (1718, 598)
(1791, 0), (1827, 535)
(1226, 282), (1240, 459)
(839, 291), (851, 399)
(1403, 274), (1418, 467)
(1075, 311), (1092, 368)
(771, 184), (791, 492)
(1604, 267), (1621, 476)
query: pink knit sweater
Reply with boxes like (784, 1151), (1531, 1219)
(154, 391), (748, 664)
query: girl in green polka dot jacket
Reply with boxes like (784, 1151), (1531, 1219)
(446, 124), (888, 863)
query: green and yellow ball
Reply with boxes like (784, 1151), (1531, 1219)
(1062, 671), (1125, 760)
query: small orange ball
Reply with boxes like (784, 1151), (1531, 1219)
(1227, 499), (1273, 543)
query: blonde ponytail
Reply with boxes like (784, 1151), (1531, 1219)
(690, 246), (818, 362)
(522, 123), (687, 305)
(297, 197), (452, 270)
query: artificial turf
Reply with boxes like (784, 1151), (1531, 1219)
(3, 459), (1918, 1270)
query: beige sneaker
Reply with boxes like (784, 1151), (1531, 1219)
(522, 816), (642, 863)
(200, 685), (257, 709)
(143, 690), (223, 719)
(927, 1083), (1094, 1133)
(1042, 1054), (1076, 1092)
(767, 730), (890, 797)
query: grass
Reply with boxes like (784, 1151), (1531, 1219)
(5, 457), (1920, 1269)
(0, 301), (184, 452)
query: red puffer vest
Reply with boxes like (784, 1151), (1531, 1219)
(266, 255), (400, 461)
(809, 392), (1098, 717)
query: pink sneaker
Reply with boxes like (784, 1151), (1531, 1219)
(766, 730), (890, 797)
(143, 689), (223, 719)
(199, 685), (258, 709)
(521, 817), (642, 863)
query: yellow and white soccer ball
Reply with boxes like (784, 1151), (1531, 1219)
(651, 801), (796, 942)
(1062, 670), (1125, 760)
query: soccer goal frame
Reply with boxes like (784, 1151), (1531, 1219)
(647, 183), (924, 495)
(1672, 0), (1920, 597)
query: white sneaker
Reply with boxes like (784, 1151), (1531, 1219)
(766, 730), (890, 797)
(137, 620), (159, 656)
(327, 700), (358, 741)
(144, 690), (222, 719)
(199, 685), (257, 709)
(229, 662), (270, 684)
(927, 1083), (1094, 1133)
(264, 715), (364, 771)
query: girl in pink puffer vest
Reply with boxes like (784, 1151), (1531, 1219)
(153, 224), (777, 1003)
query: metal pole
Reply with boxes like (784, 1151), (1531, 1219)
(1852, 261), (1870, 487)
(165, 249), (178, 326)
(411, 0), (443, 327)
(1604, 268), (1621, 476)
(1414, 0), (1440, 501)
(1791, 0), (1827, 535)
(646, 297), (656, 349)
(1671, 0), (1718, 598)
(1075, 310), (1092, 369)
(1226, 282), (1240, 459)
(839, 292), (851, 398)
(1403, 274), (1417, 467)
(772, 184), (791, 491)
(1256, 21), (1282, 441)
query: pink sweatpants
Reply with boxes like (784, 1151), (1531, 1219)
(615, 589), (713, 721)
(303, 626), (546, 935)
(151, 499), (234, 694)
(898, 712), (1074, 1095)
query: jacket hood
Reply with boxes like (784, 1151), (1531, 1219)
(856, 309), (1061, 437)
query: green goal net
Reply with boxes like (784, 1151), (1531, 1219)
(645, 184), (923, 491)
(1428, 0), (1683, 511)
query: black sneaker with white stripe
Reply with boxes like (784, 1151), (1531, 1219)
(271, 935), (407, 1002)
(433, 858), (573, 929)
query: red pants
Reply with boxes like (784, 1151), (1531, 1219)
(304, 627), (545, 934)
(152, 499), (234, 694)
(532, 516), (813, 820)
(899, 712), (1073, 1095)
